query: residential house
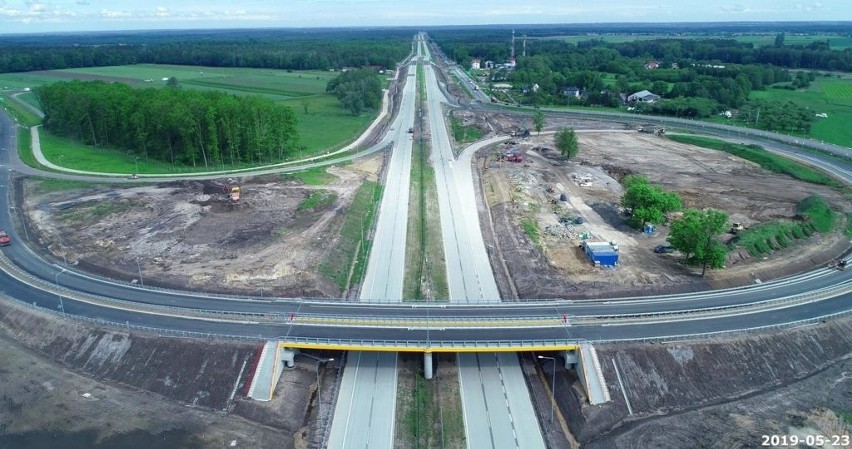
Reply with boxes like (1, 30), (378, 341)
(563, 86), (581, 98)
(644, 60), (659, 70)
(627, 90), (661, 103)
(471, 58), (481, 70)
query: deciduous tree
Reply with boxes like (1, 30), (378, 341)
(620, 175), (682, 228)
(555, 127), (578, 159)
(532, 111), (545, 134)
(669, 208), (729, 276)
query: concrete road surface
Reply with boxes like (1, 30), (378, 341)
(422, 42), (547, 448)
(327, 35), (422, 448)
(326, 351), (399, 449)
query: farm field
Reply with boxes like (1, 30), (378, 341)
(0, 64), (378, 157)
(749, 78), (852, 148)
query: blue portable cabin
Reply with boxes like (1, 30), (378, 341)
(583, 242), (619, 267)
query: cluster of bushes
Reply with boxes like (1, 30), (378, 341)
(733, 196), (836, 256)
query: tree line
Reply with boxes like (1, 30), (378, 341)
(0, 29), (411, 73)
(326, 69), (383, 115)
(36, 80), (299, 167)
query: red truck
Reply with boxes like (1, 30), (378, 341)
(506, 152), (524, 162)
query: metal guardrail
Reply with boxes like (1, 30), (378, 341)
(0, 252), (280, 321)
(5, 246), (850, 330)
(27, 254), (843, 308)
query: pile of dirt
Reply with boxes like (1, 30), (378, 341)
(567, 317), (852, 447)
(22, 158), (382, 298)
(0, 296), (259, 410)
(478, 131), (852, 299)
(0, 296), (299, 448)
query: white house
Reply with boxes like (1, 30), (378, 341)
(627, 90), (661, 103)
(563, 86), (581, 98)
(471, 58), (481, 70)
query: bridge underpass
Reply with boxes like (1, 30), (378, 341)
(246, 340), (611, 406)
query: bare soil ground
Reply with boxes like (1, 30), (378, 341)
(23, 157), (382, 298)
(0, 296), (297, 449)
(574, 316), (852, 448)
(478, 131), (851, 299)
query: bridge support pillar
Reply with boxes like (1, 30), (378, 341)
(423, 352), (433, 380)
(562, 350), (579, 370)
(281, 348), (297, 368)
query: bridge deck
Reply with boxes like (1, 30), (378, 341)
(278, 340), (581, 353)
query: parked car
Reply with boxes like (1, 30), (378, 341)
(574, 216), (585, 224)
(0, 230), (11, 246)
(653, 244), (673, 254)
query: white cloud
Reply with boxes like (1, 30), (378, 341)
(0, 0), (849, 33)
(101, 8), (132, 18)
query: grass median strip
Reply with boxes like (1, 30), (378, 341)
(395, 354), (466, 449)
(404, 62), (448, 301)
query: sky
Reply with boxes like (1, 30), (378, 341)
(0, 0), (848, 34)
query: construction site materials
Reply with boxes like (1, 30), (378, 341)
(582, 241), (619, 267)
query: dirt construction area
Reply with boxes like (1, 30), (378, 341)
(21, 156), (382, 298)
(479, 130), (852, 299)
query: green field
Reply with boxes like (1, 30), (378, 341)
(0, 63), (379, 162)
(748, 78), (852, 147)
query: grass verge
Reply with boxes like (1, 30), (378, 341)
(404, 62), (448, 301)
(297, 190), (336, 211)
(668, 134), (843, 189)
(2, 95), (42, 127)
(280, 166), (338, 186)
(16, 128), (38, 168)
(449, 113), (483, 143)
(318, 180), (381, 292)
(796, 195), (836, 233)
(28, 178), (96, 195)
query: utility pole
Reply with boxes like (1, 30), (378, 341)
(538, 355), (557, 424)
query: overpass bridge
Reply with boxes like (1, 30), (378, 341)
(246, 339), (611, 405)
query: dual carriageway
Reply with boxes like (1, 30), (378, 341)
(1, 33), (851, 448)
